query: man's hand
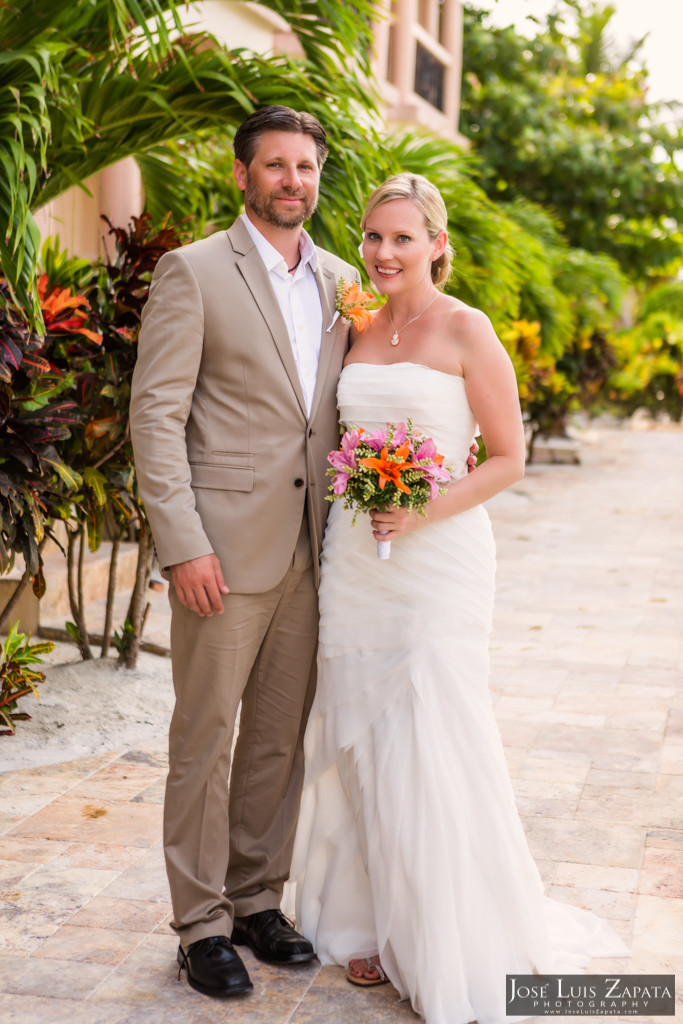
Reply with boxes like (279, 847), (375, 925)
(170, 554), (229, 617)
(467, 439), (479, 473)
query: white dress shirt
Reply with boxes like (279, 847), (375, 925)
(241, 214), (323, 417)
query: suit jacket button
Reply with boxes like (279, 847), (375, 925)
(294, 478), (305, 488)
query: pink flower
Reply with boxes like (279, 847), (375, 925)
(327, 427), (368, 491)
(419, 461), (452, 499)
(364, 429), (388, 452)
(332, 470), (350, 495)
(392, 422), (409, 447)
(415, 437), (438, 461)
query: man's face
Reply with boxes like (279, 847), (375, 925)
(233, 130), (321, 230)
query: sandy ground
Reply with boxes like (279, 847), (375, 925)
(0, 641), (174, 773)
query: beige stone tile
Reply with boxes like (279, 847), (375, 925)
(535, 725), (661, 773)
(620, 951), (682, 976)
(0, 812), (27, 834)
(35, 923), (142, 965)
(47, 841), (146, 872)
(523, 818), (644, 868)
(0, 953), (111, 999)
(637, 846), (683, 898)
(101, 844), (170, 903)
(132, 779), (166, 805)
(0, 781), (78, 821)
(492, 695), (555, 720)
(519, 750), (591, 785)
(69, 896), (171, 932)
(0, 993), (133, 1023)
(585, 768), (656, 790)
(511, 779), (582, 818)
(494, 718), (540, 749)
(654, 774), (683, 794)
(6, 797), (99, 842)
(290, 965), (419, 1024)
(501, 746), (527, 778)
(0, 837), (70, 863)
(659, 743), (683, 775)
(15, 864), (120, 903)
(664, 708), (683, 740)
(548, 883), (635, 921)
(630, 894), (683, 958)
(68, 762), (165, 802)
(576, 785), (683, 830)
(604, 709), (668, 733)
(0, 859), (41, 886)
(644, 829), (683, 851)
(628, 636), (680, 666)
(535, 858), (556, 888)
(153, 910), (175, 934)
(553, 691), (636, 721)
(586, 956), (630, 972)
(0, 907), (63, 952)
(553, 863), (638, 893)
(72, 801), (163, 847)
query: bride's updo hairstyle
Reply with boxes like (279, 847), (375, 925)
(361, 173), (454, 287)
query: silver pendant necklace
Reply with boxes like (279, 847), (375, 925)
(387, 293), (439, 346)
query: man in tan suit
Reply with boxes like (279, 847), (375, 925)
(130, 107), (359, 997)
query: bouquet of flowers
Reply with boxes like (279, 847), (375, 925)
(326, 420), (453, 558)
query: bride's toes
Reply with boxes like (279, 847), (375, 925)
(346, 955), (388, 987)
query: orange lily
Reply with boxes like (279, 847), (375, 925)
(358, 442), (413, 494)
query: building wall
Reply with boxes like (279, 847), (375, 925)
(372, 0), (465, 144)
(34, 0), (464, 257)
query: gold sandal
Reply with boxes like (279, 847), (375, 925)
(347, 955), (388, 987)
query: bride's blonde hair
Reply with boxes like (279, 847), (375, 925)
(360, 173), (454, 287)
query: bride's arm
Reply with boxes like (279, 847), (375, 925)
(370, 308), (525, 540)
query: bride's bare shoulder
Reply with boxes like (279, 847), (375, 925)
(440, 297), (497, 347)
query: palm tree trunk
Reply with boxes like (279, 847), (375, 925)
(118, 526), (154, 670)
(100, 529), (123, 658)
(67, 525), (92, 659)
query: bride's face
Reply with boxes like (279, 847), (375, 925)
(362, 198), (445, 295)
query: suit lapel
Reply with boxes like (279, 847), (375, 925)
(309, 254), (342, 423)
(228, 221), (308, 420)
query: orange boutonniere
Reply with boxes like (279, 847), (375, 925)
(335, 279), (375, 331)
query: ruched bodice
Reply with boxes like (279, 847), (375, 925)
(292, 362), (628, 1024)
(337, 361), (475, 480)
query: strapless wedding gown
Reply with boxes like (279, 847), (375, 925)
(292, 363), (627, 1024)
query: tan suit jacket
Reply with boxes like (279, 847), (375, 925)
(130, 219), (358, 591)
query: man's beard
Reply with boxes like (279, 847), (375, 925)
(244, 176), (317, 228)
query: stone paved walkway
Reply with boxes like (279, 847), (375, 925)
(0, 426), (681, 1023)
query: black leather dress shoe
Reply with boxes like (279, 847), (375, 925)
(177, 935), (253, 996)
(232, 909), (315, 964)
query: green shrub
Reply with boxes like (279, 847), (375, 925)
(0, 622), (54, 735)
(641, 282), (683, 322)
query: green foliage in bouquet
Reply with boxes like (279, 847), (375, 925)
(0, 622), (54, 735)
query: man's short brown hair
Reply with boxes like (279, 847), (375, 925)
(233, 106), (328, 169)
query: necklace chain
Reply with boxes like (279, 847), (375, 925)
(287, 252), (302, 274)
(387, 293), (438, 346)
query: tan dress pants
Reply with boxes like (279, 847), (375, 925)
(163, 515), (318, 946)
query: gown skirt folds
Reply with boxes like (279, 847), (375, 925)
(292, 363), (627, 1024)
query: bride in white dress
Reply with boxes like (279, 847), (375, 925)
(292, 174), (627, 1024)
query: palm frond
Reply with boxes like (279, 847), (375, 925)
(0, 0), (378, 320)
